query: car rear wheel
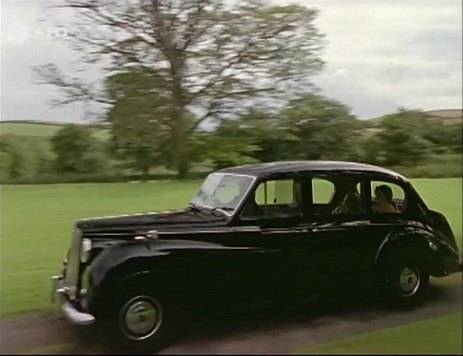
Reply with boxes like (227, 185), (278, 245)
(378, 254), (429, 308)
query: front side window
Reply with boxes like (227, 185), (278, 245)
(241, 179), (302, 219)
(371, 180), (405, 213)
(191, 173), (254, 212)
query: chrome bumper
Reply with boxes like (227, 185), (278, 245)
(51, 275), (95, 326)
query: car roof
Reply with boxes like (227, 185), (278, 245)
(218, 160), (408, 181)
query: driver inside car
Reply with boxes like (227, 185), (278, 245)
(374, 185), (399, 213)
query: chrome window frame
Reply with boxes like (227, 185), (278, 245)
(191, 172), (257, 217)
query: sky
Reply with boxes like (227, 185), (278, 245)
(1, 0), (462, 123)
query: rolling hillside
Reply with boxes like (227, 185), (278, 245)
(0, 120), (110, 140)
(366, 109), (462, 127)
(355, 109), (462, 139)
(1, 109), (461, 141)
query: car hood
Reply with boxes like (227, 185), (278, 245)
(76, 208), (229, 237)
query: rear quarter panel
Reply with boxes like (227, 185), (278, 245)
(374, 220), (459, 277)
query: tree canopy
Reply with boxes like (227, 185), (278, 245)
(34, 0), (325, 176)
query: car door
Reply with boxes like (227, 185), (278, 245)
(304, 172), (382, 292)
(230, 175), (321, 304)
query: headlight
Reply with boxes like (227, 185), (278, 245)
(80, 238), (92, 263)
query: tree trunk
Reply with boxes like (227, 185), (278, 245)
(171, 107), (190, 179)
(142, 165), (149, 182)
(170, 52), (190, 179)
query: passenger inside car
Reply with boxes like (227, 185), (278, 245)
(374, 185), (399, 213)
(330, 179), (362, 215)
(332, 187), (362, 214)
(332, 190), (361, 214)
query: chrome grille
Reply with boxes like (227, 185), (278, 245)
(63, 227), (82, 297)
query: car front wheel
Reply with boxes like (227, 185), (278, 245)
(109, 289), (180, 353)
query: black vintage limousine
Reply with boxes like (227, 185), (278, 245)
(51, 161), (461, 351)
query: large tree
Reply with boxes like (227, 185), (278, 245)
(279, 94), (359, 160)
(209, 109), (298, 163)
(376, 109), (433, 166)
(34, 0), (324, 177)
(105, 70), (170, 176)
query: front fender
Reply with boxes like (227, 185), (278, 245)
(89, 237), (241, 286)
(87, 237), (254, 315)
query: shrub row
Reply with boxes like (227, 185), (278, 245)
(1, 155), (460, 184)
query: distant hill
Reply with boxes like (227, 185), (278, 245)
(365, 109), (462, 127)
(352, 109), (462, 139)
(0, 120), (110, 140)
(1, 109), (461, 140)
(423, 109), (462, 125)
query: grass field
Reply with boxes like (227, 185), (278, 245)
(0, 178), (461, 317)
(296, 311), (463, 354)
(0, 122), (65, 137)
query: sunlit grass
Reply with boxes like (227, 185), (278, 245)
(295, 312), (463, 354)
(0, 181), (202, 316)
(412, 178), (462, 249)
(0, 178), (461, 317)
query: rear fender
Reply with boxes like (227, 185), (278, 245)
(427, 210), (458, 253)
(375, 230), (441, 276)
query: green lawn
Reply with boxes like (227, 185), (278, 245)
(0, 181), (202, 316)
(0, 122), (65, 137)
(412, 179), (462, 246)
(0, 178), (461, 317)
(296, 312), (463, 354)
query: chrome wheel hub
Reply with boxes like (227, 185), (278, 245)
(399, 266), (420, 296)
(120, 296), (163, 340)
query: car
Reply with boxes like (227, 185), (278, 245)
(51, 160), (462, 351)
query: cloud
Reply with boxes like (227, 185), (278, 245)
(302, 0), (463, 118)
(1, 0), (462, 122)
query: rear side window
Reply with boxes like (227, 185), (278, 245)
(371, 181), (406, 213)
(312, 178), (335, 204)
(312, 175), (365, 216)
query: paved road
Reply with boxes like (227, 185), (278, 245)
(1, 276), (461, 355)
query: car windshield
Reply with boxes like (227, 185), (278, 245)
(191, 173), (254, 213)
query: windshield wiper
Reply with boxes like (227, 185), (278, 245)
(209, 206), (234, 216)
(188, 203), (207, 214)
(216, 207), (234, 211)
(189, 203), (233, 217)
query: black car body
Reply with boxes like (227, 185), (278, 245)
(51, 161), (461, 350)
